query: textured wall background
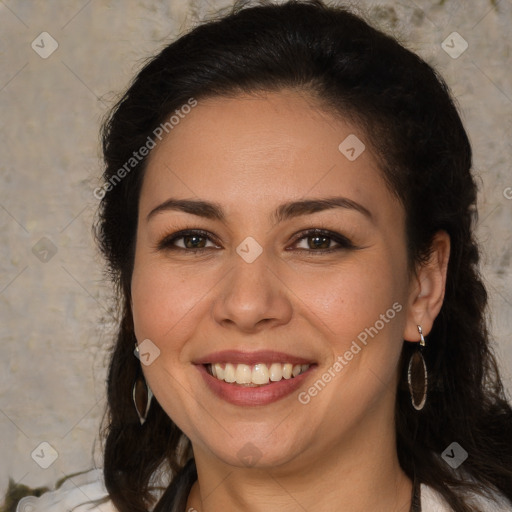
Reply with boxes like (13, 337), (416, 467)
(1, 0), (511, 499)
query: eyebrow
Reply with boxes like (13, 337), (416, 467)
(146, 196), (373, 225)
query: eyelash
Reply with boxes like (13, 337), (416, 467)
(156, 228), (357, 255)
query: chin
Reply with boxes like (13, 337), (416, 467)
(199, 430), (306, 470)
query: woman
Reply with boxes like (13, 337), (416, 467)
(16, 0), (512, 511)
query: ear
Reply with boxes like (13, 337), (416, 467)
(403, 231), (450, 342)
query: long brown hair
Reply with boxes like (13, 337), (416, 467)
(95, 1), (512, 510)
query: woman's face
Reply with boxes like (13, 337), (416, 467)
(131, 89), (416, 469)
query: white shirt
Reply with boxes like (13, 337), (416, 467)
(16, 468), (512, 512)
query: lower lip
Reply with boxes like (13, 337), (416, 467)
(196, 364), (315, 406)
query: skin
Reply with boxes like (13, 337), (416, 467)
(130, 89), (450, 512)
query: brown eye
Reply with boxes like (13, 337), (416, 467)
(292, 229), (356, 253)
(157, 229), (220, 251)
(306, 235), (331, 250)
(182, 234), (208, 249)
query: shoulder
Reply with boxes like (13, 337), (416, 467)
(421, 483), (512, 512)
(16, 469), (117, 512)
(421, 483), (452, 511)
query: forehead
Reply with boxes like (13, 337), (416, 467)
(140, 90), (400, 224)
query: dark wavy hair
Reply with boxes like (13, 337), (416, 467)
(95, 1), (512, 511)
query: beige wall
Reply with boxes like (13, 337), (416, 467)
(1, 0), (511, 497)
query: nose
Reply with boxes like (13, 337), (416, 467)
(211, 248), (293, 334)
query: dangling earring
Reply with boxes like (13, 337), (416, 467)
(132, 374), (153, 425)
(133, 346), (153, 425)
(407, 325), (428, 411)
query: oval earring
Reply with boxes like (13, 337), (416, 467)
(132, 374), (154, 425)
(407, 325), (428, 411)
(133, 344), (154, 425)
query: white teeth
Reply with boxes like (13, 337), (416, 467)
(269, 363), (282, 382)
(235, 364), (252, 384)
(208, 362), (311, 385)
(214, 363), (224, 380)
(224, 363), (236, 383)
(282, 363), (293, 379)
(252, 364), (269, 385)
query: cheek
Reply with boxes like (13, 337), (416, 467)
(131, 246), (188, 344)
(130, 255), (212, 430)
(295, 265), (406, 407)
(130, 247), (227, 357)
(291, 256), (404, 341)
(293, 255), (408, 404)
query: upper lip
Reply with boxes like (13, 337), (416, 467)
(193, 350), (315, 366)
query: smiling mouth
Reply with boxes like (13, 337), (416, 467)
(205, 362), (311, 387)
